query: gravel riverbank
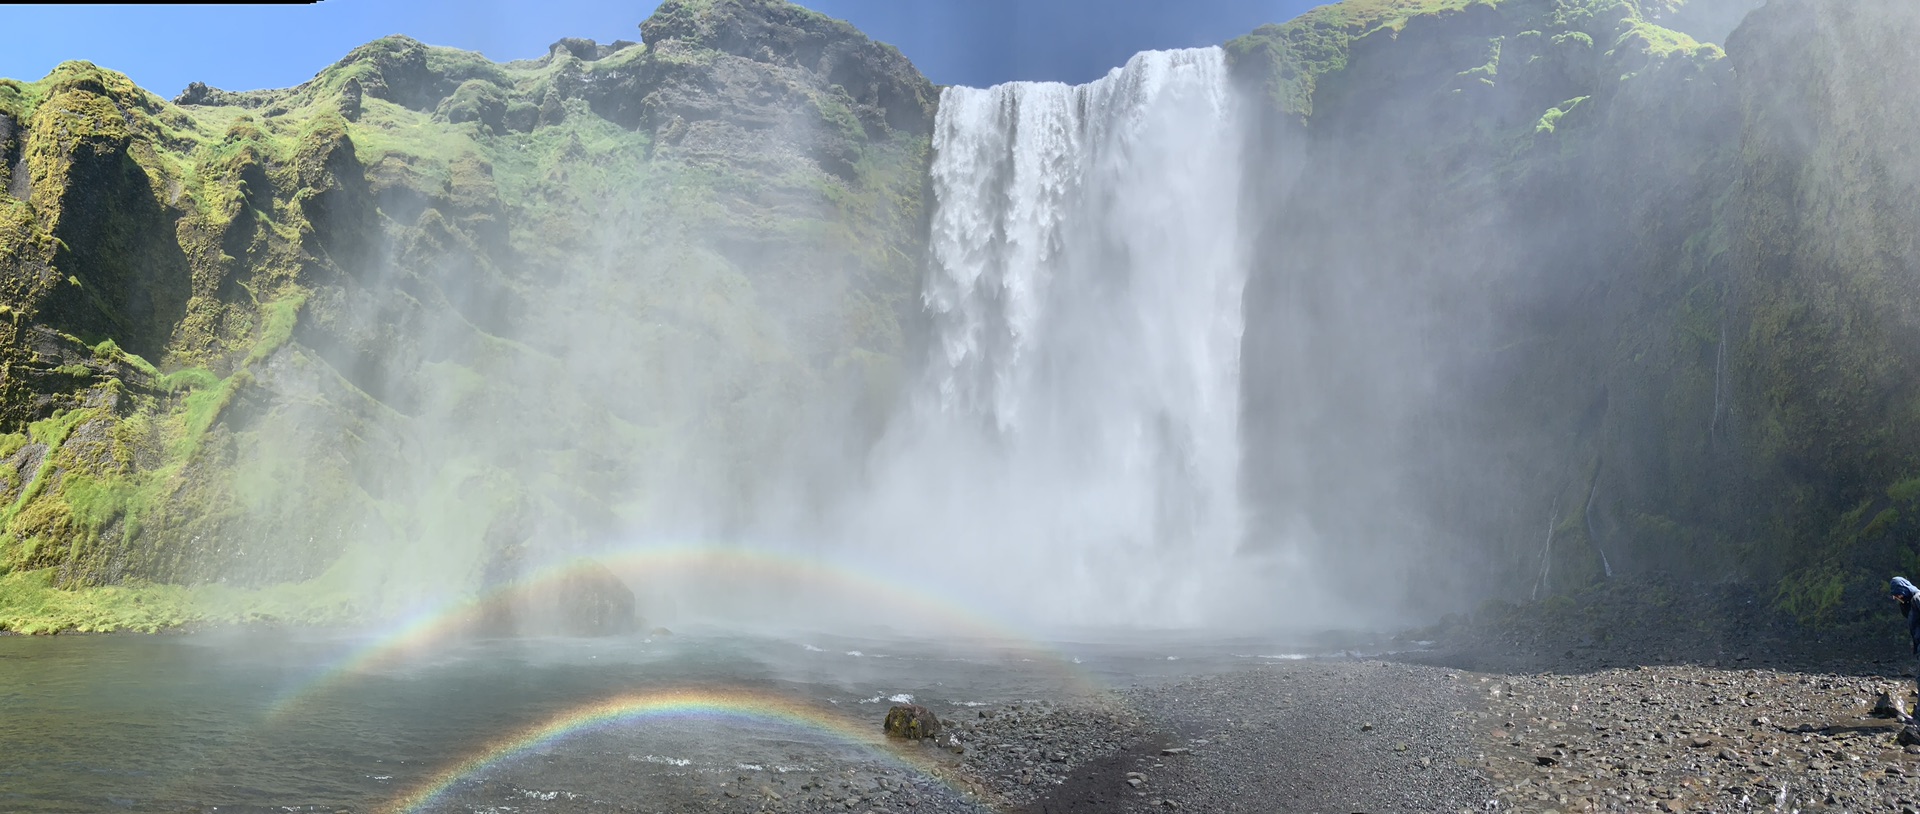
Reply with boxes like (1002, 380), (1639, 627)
(429, 579), (1920, 813)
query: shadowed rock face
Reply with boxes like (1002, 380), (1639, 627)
(1232, 0), (1744, 613)
(635, 0), (936, 136)
(471, 559), (639, 638)
(1226, 0), (1920, 622)
(469, 504), (637, 637)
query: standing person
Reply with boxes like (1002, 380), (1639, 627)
(1893, 577), (1920, 696)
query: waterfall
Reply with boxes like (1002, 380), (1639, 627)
(847, 48), (1251, 629)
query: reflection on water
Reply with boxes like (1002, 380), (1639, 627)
(0, 627), (1375, 812)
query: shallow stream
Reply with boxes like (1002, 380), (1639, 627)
(0, 626), (1383, 812)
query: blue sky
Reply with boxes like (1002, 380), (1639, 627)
(0, 1), (1321, 96)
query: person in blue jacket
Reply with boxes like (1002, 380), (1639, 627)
(1893, 577), (1920, 695)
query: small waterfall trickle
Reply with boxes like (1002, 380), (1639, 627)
(846, 48), (1252, 629)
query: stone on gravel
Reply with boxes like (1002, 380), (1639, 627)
(883, 704), (941, 740)
(1878, 691), (1914, 721)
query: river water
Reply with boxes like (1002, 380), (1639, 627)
(0, 627), (1374, 813)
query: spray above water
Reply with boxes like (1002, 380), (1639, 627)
(267, 544), (1104, 719)
(836, 48), (1258, 630)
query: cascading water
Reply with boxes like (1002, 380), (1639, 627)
(841, 48), (1257, 630)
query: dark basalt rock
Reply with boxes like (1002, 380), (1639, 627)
(173, 81), (213, 106)
(470, 502), (638, 637)
(1873, 690), (1911, 721)
(472, 558), (639, 637)
(337, 77), (363, 121)
(171, 80), (278, 108)
(884, 704), (941, 740)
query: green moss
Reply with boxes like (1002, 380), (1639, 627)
(91, 338), (160, 378)
(1774, 563), (1851, 626)
(157, 367), (219, 393)
(174, 371), (249, 460)
(1224, 0), (1489, 116)
(0, 408), (99, 560)
(0, 569), (192, 633)
(1838, 498), (1876, 534)
(1226, 0), (1718, 124)
(0, 565), (360, 633)
(1891, 476), (1920, 504)
(1553, 30), (1594, 48)
(1456, 37), (1502, 87)
(242, 291), (306, 366)
(61, 472), (142, 539)
(1865, 507), (1901, 539)
(1534, 95), (1589, 134)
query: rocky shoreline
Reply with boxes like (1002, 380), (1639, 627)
(990, 578), (1920, 814)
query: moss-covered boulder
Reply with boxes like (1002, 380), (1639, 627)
(884, 703), (941, 740)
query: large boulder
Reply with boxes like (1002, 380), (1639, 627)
(468, 554), (639, 638)
(884, 704), (941, 740)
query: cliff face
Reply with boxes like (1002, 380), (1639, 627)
(1232, 0), (1920, 623)
(0, 0), (934, 627)
(1230, 0), (1741, 614)
(1719, 0), (1920, 621)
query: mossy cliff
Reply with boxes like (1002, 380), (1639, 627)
(1230, 0), (1920, 624)
(1717, 0), (1920, 624)
(0, 0), (933, 629)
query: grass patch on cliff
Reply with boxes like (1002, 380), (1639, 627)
(1225, 0), (1490, 116)
(173, 371), (249, 460)
(0, 569), (195, 633)
(1888, 476), (1920, 505)
(1226, 0), (1719, 121)
(0, 566), (363, 634)
(6, 409), (93, 519)
(242, 291), (306, 366)
(1774, 563), (1851, 626)
(1534, 96), (1589, 134)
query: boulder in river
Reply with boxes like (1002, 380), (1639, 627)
(469, 558), (639, 637)
(884, 704), (942, 740)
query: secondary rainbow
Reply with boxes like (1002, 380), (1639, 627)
(378, 687), (953, 814)
(267, 543), (1099, 718)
